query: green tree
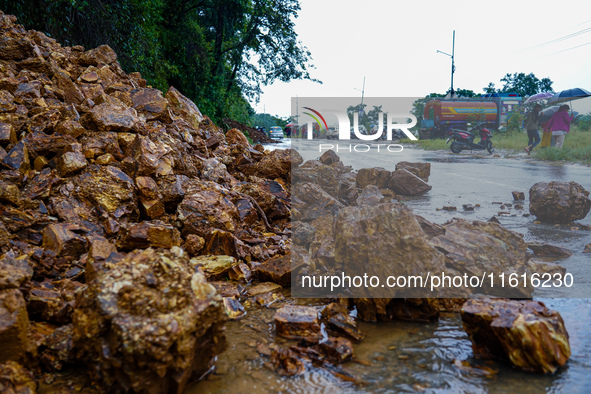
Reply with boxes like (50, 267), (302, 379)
(484, 73), (554, 97)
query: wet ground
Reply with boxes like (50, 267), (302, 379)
(188, 139), (591, 393)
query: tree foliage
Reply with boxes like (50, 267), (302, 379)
(0, 0), (316, 124)
(484, 73), (554, 97)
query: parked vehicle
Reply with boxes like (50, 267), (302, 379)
(446, 123), (494, 154)
(269, 126), (284, 139)
(422, 93), (522, 138)
(326, 126), (338, 139)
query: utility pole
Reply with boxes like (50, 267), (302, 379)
(437, 30), (455, 97)
(354, 76), (366, 116)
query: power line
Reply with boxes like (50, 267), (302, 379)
(519, 26), (591, 52)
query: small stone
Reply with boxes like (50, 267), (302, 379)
(274, 305), (321, 341)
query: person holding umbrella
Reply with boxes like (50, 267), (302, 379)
(524, 104), (542, 155)
(546, 104), (574, 148)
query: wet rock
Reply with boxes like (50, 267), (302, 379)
(430, 219), (532, 297)
(356, 167), (391, 189)
(131, 88), (168, 120)
(462, 204), (475, 211)
(223, 296), (245, 320)
(177, 190), (239, 237)
(252, 149), (292, 180)
(584, 243), (591, 253)
(270, 347), (306, 376)
(512, 191), (525, 201)
(225, 128), (250, 147)
(352, 298), (440, 323)
(228, 262), (252, 282)
(57, 150), (87, 177)
(0, 252), (32, 290)
(42, 223), (87, 260)
(333, 202), (446, 298)
(415, 215), (445, 239)
(191, 255), (238, 281)
(0, 361), (37, 393)
(0, 289), (36, 364)
(461, 298), (570, 373)
(527, 243), (572, 259)
(254, 253), (300, 287)
(27, 282), (74, 325)
(292, 221), (316, 247)
(90, 101), (142, 132)
(395, 161), (430, 182)
(245, 282), (282, 297)
(388, 168), (432, 196)
(0, 180), (21, 206)
(183, 234), (205, 256)
(274, 305), (321, 341)
(40, 324), (75, 371)
(318, 150), (340, 166)
(292, 161), (340, 197)
(529, 181), (591, 223)
(321, 302), (364, 341)
(292, 182), (344, 222)
(356, 185), (384, 206)
(78, 44), (117, 66)
(0, 122), (17, 145)
(117, 221), (181, 250)
(319, 337), (354, 363)
(3, 140), (29, 173)
(165, 86), (203, 130)
(73, 247), (227, 393)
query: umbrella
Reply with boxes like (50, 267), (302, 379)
(538, 106), (579, 124)
(524, 92), (554, 104)
(547, 87), (591, 105)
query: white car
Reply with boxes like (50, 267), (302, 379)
(269, 126), (284, 139)
(326, 126), (338, 139)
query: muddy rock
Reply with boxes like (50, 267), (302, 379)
(165, 86), (203, 130)
(0, 252), (32, 290)
(429, 219), (532, 297)
(461, 298), (570, 373)
(321, 302), (364, 341)
(225, 128), (250, 147)
(356, 185), (384, 206)
(292, 221), (316, 247)
(293, 161), (340, 197)
(177, 190), (239, 237)
(191, 255), (238, 280)
(318, 149), (340, 166)
(356, 167), (391, 189)
(292, 182), (344, 222)
(254, 253), (300, 287)
(0, 361), (37, 393)
(512, 191), (525, 201)
(352, 298), (440, 323)
(395, 161), (430, 182)
(333, 202), (446, 298)
(41, 223), (87, 260)
(251, 149), (293, 180)
(40, 324), (75, 371)
(73, 247), (227, 393)
(527, 243), (572, 259)
(388, 168), (432, 196)
(131, 87), (168, 120)
(78, 44), (117, 66)
(529, 181), (591, 223)
(0, 288), (36, 364)
(116, 221), (181, 250)
(274, 305), (321, 341)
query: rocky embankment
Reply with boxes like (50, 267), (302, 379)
(0, 10), (294, 393)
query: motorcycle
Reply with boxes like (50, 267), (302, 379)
(446, 123), (494, 154)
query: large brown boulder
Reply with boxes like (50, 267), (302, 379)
(429, 219), (532, 297)
(73, 247), (227, 393)
(333, 202), (446, 298)
(0, 289), (36, 364)
(395, 161), (430, 182)
(461, 298), (570, 373)
(529, 181), (591, 223)
(388, 168), (432, 196)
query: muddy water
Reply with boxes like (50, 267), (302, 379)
(189, 140), (591, 393)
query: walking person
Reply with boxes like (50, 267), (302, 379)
(524, 104), (542, 155)
(547, 104), (574, 148)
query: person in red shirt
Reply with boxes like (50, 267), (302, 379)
(547, 104), (574, 148)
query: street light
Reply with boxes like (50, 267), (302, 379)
(354, 76), (366, 116)
(437, 30), (455, 97)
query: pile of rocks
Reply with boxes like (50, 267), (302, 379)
(0, 10), (294, 392)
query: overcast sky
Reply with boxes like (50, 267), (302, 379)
(253, 0), (591, 118)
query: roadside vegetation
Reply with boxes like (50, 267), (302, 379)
(404, 125), (591, 163)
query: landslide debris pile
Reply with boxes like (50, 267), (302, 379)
(0, 10), (293, 392)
